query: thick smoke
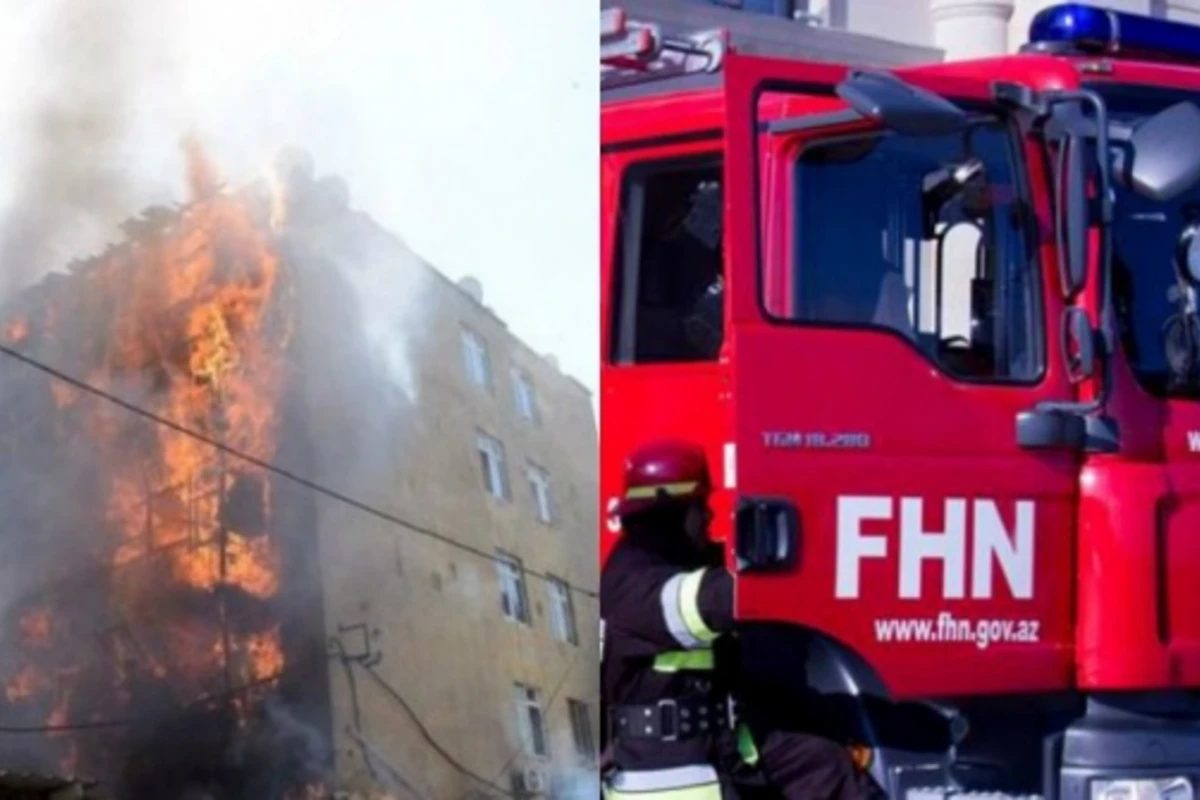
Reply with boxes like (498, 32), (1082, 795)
(0, 0), (169, 295)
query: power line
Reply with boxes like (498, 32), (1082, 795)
(0, 343), (597, 600)
(359, 663), (517, 798)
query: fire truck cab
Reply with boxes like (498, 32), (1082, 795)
(602, 3), (1200, 797)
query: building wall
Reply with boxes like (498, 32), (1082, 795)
(797, 0), (1200, 61)
(284, 184), (598, 799)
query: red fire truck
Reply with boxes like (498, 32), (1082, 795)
(602, 2), (1200, 797)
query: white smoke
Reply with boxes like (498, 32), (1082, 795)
(547, 728), (601, 800)
(336, 233), (427, 404)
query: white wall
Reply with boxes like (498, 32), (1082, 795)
(842, 0), (936, 48)
(819, 0), (1200, 60)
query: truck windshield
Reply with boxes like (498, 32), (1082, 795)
(1096, 84), (1200, 400)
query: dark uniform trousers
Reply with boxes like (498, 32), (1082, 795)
(601, 536), (883, 800)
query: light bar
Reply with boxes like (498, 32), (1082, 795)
(1028, 3), (1200, 62)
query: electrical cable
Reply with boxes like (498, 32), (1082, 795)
(329, 636), (380, 784)
(358, 662), (517, 798)
(0, 345), (599, 793)
(0, 342), (597, 600)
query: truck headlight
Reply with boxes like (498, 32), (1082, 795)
(1091, 778), (1194, 800)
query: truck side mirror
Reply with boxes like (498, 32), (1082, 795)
(1055, 133), (1089, 299)
(1016, 408), (1086, 451)
(835, 70), (968, 137)
(1120, 101), (1200, 202)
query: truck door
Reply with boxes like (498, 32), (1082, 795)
(723, 53), (1078, 698)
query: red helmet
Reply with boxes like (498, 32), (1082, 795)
(615, 439), (712, 518)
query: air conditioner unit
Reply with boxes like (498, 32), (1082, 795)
(523, 767), (547, 794)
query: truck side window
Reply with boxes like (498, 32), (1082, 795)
(778, 121), (1042, 383)
(611, 157), (723, 365)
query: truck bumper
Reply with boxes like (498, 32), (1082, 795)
(1051, 695), (1200, 800)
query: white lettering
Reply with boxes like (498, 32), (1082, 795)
(1189, 431), (1200, 453)
(899, 497), (966, 600)
(836, 495), (1037, 601)
(606, 497), (621, 533)
(723, 442), (737, 489)
(971, 499), (1035, 600)
(835, 496), (892, 599)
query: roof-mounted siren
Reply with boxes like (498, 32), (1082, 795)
(601, 6), (729, 92)
(1025, 3), (1200, 62)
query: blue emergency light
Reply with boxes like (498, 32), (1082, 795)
(1027, 3), (1200, 62)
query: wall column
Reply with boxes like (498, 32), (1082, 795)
(931, 0), (1016, 61)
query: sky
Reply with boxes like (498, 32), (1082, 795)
(0, 0), (599, 402)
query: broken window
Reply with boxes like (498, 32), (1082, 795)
(527, 463), (554, 524)
(567, 699), (596, 761)
(546, 576), (577, 645)
(476, 431), (510, 500)
(496, 551), (530, 624)
(512, 368), (539, 422)
(611, 156), (724, 364)
(514, 682), (549, 757)
(461, 326), (493, 390)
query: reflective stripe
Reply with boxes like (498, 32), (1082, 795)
(604, 782), (722, 799)
(736, 723), (760, 767)
(625, 481), (699, 500)
(679, 570), (719, 643)
(652, 649), (714, 672)
(608, 765), (722, 796)
(660, 573), (702, 649)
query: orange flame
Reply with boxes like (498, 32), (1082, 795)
(5, 318), (28, 343)
(19, 608), (53, 647)
(5, 663), (45, 701)
(0, 138), (296, 775)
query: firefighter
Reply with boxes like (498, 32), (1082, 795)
(601, 439), (884, 800)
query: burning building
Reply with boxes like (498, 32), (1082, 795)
(0, 146), (599, 800)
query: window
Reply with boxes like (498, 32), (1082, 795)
(567, 699), (595, 761)
(514, 683), (548, 757)
(546, 576), (578, 645)
(612, 157), (724, 365)
(512, 368), (539, 422)
(775, 120), (1042, 382)
(461, 327), (493, 389)
(1098, 83), (1200, 399)
(496, 551), (530, 623)
(527, 463), (554, 524)
(476, 431), (510, 500)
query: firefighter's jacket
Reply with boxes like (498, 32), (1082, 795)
(601, 530), (737, 799)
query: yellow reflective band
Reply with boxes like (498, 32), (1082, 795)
(679, 569), (719, 643)
(604, 785), (722, 800)
(605, 766), (723, 799)
(736, 724), (760, 767)
(624, 481), (699, 500)
(652, 649), (715, 673)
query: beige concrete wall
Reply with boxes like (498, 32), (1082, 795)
(283, 192), (597, 799)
